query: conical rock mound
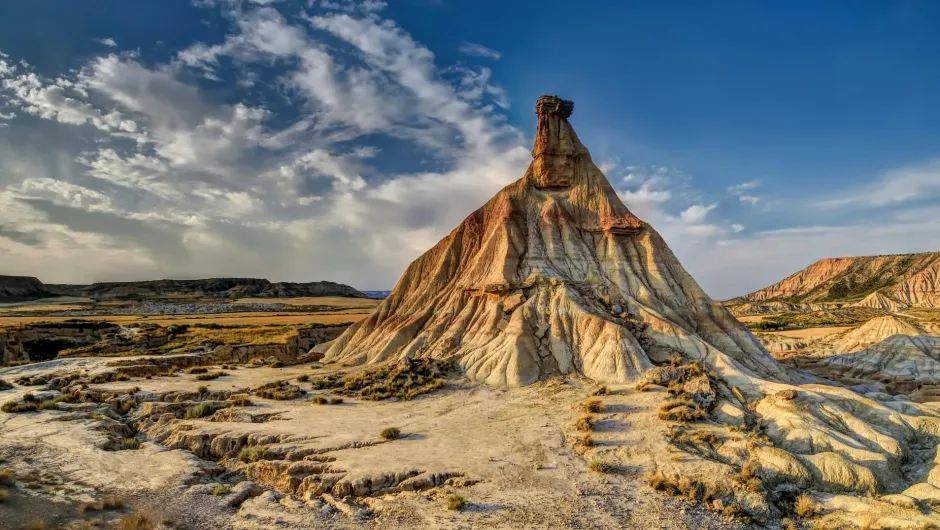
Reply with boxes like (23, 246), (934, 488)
(325, 96), (790, 389)
(852, 291), (909, 312)
(831, 315), (924, 353)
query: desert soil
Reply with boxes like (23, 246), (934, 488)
(0, 358), (744, 530)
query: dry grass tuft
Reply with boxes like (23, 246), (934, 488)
(590, 385), (609, 396)
(781, 518), (798, 530)
(228, 394), (253, 407)
(0, 489), (7, 503)
(380, 427), (401, 440)
(575, 415), (595, 432)
(0, 468), (14, 486)
(310, 359), (451, 401)
(312, 395), (328, 405)
(297, 375), (310, 382)
(858, 513), (879, 530)
(634, 380), (652, 392)
(79, 497), (125, 512)
(647, 469), (679, 494)
(587, 457), (615, 473)
(581, 434), (594, 447)
(118, 513), (154, 530)
(254, 380), (305, 401)
(794, 493), (815, 518)
(581, 399), (604, 413)
(195, 371), (227, 381)
(658, 397), (706, 422)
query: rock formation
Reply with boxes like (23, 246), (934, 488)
(324, 96), (790, 388)
(323, 97), (940, 526)
(731, 252), (940, 308)
(0, 275), (53, 302)
(829, 315), (924, 353)
(42, 278), (367, 300)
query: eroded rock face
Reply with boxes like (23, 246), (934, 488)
(324, 96), (786, 389)
(731, 252), (940, 308)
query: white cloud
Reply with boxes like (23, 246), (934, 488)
(731, 224), (744, 233)
(1, 70), (137, 132)
(96, 38), (118, 48)
(0, 4), (528, 288)
(679, 203), (717, 223)
(458, 42), (501, 60)
(727, 180), (759, 193)
(738, 194), (760, 205)
(814, 159), (940, 208)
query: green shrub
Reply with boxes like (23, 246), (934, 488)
(2, 401), (38, 413)
(212, 485), (232, 496)
(238, 445), (267, 463)
(0, 380), (12, 391)
(444, 493), (466, 511)
(37, 400), (59, 411)
(197, 385), (209, 394)
(184, 402), (218, 419)
(380, 427), (401, 440)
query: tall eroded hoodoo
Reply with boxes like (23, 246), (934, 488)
(323, 95), (787, 388)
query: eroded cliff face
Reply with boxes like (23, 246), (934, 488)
(734, 253), (940, 307)
(0, 275), (52, 302)
(323, 96), (787, 389)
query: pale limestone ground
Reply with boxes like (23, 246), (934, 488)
(0, 359), (744, 530)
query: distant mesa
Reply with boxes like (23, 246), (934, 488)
(728, 252), (940, 309)
(0, 275), (50, 302)
(0, 276), (367, 302)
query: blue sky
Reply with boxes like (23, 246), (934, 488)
(0, 0), (939, 298)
